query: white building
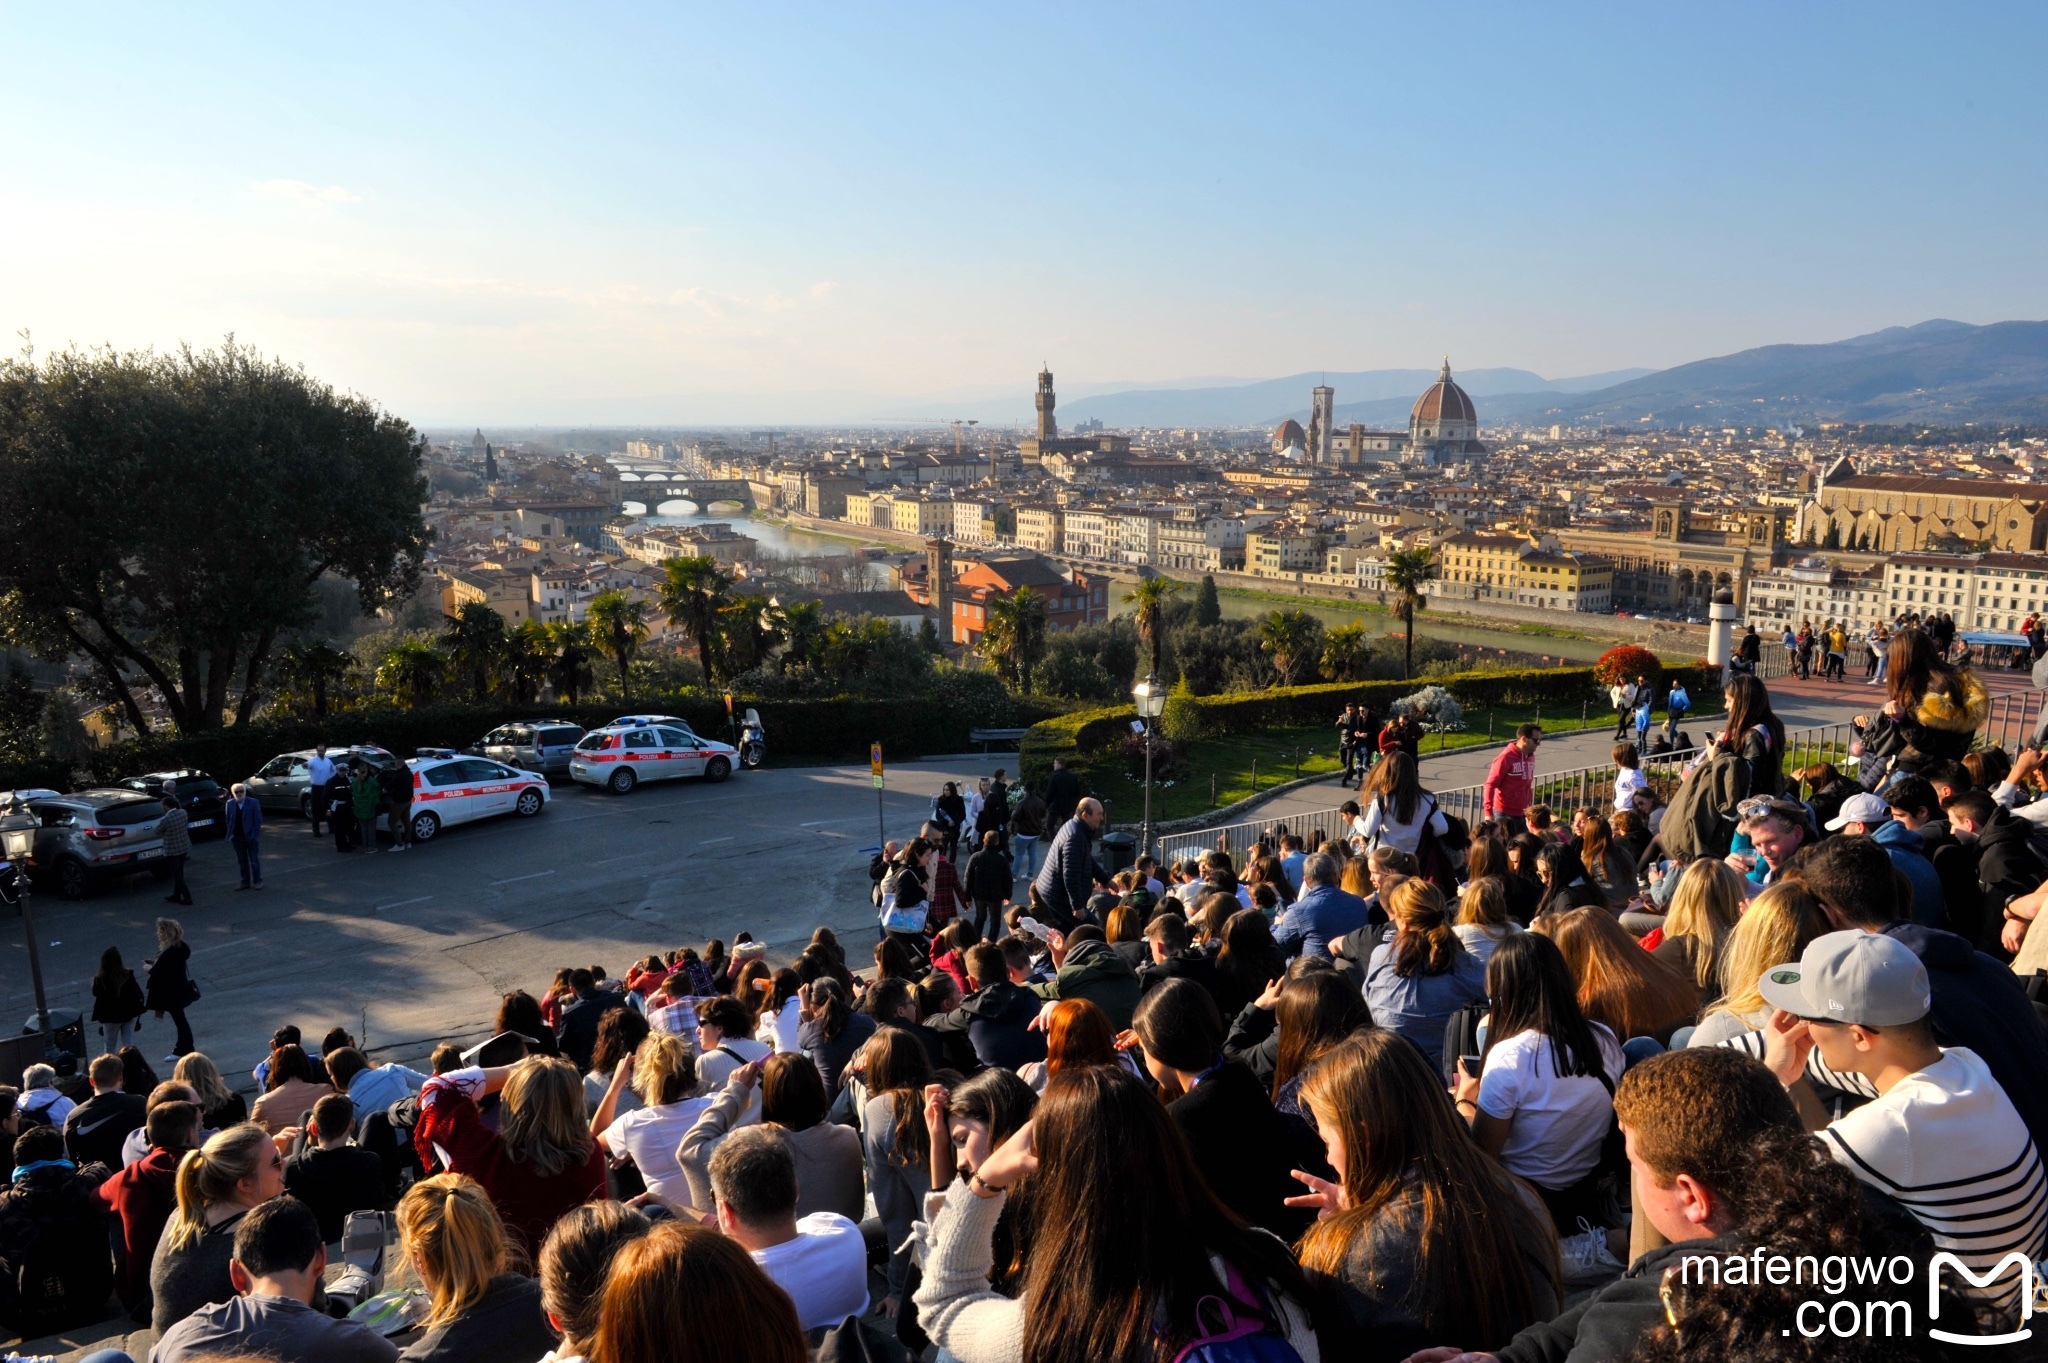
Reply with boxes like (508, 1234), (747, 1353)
(1743, 557), (1890, 632)
(1061, 509), (1112, 562)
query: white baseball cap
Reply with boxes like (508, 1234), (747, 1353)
(1824, 792), (1891, 831)
(1758, 929), (1930, 1027)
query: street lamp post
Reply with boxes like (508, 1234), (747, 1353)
(1132, 672), (1166, 857)
(0, 804), (57, 1063)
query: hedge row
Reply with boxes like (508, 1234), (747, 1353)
(5, 687), (1061, 794)
(1016, 661), (1719, 787)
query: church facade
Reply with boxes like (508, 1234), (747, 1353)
(1800, 458), (2048, 553)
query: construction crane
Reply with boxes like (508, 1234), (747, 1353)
(888, 417), (981, 456)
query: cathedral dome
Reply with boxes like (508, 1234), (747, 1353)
(1411, 359), (1477, 426)
(1273, 417), (1306, 447)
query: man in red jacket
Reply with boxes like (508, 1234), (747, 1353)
(1483, 723), (1544, 833)
(99, 1097), (201, 1319)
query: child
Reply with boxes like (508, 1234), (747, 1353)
(1633, 691), (1654, 749)
(1612, 742), (1650, 812)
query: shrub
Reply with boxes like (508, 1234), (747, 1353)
(1160, 677), (1207, 743)
(1593, 645), (1663, 689)
(1391, 686), (1464, 731)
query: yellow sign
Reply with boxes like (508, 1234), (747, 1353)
(871, 742), (884, 787)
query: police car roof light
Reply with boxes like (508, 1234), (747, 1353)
(417, 747), (456, 759)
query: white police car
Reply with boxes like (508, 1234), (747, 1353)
(568, 720), (738, 794)
(404, 749), (551, 842)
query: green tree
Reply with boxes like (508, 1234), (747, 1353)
(375, 638), (445, 708)
(442, 603), (510, 702)
(1122, 575), (1183, 682)
(657, 555), (732, 685)
(1382, 546), (1438, 680)
(1320, 620), (1372, 682)
(0, 341), (430, 734)
(1193, 574), (1223, 627)
(0, 663), (42, 761)
(544, 620), (596, 704)
(717, 592), (784, 678)
(275, 642), (356, 718)
(585, 590), (651, 700)
(1257, 609), (1325, 688)
(778, 600), (827, 674)
(504, 619), (553, 703)
(978, 588), (1048, 691)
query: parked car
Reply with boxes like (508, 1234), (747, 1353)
(568, 722), (737, 794)
(117, 770), (228, 838)
(8, 788), (172, 899)
(244, 745), (402, 817)
(405, 750), (552, 842)
(475, 721), (587, 777)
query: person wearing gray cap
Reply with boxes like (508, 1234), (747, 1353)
(1760, 929), (2048, 1318)
(1825, 791), (1945, 928)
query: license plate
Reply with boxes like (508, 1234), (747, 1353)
(138, 847), (163, 859)
(189, 818), (215, 828)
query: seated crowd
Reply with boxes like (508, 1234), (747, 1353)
(5, 660), (2047, 1361)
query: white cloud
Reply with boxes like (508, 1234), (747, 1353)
(808, 280), (839, 298)
(250, 179), (361, 205)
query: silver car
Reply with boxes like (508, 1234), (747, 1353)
(477, 721), (587, 776)
(14, 788), (171, 900)
(245, 745), (401, 817)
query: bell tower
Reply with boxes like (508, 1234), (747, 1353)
(1035, 366), (1057, 440)
(926, 538), (954, 643)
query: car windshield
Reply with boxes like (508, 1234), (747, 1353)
(575, 732), (608, 752)
(176, 779), (221, 797)
(97, 799), (164, 827)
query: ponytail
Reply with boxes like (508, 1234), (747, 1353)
(162, 1123), (271, 1253)
(1387, 878), (1457, 978)
(398, 1173), (508, 1327)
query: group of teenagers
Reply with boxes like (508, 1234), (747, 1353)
(5, 629), (2048, 1362)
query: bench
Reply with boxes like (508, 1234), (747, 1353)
(968, 727), (1030, 751)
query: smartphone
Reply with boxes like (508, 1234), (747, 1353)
(1458, 1055), (1481, 1081)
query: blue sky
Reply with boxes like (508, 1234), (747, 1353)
(4, 3), (2044, 424)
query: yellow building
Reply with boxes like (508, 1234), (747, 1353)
(890, 496), (954, 537)
(1513, 550), (1613, 612)
(1436, 532), (1530, 596)
(1245, 523), (1324, 575)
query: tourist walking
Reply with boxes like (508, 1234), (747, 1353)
(1662, 678), (1690, 746)
(158, 794), (193, 905)
(223, 782), (263, 889)
(90, 946), (147, 1053)
(1609, 677), (1639, 739)
(378, 758), (412, 852)
(1482, 724), (1542, 835)
(349, 762), (382, 854)
(1008, 781), (1046, 883)
(145, 916), (197, 1062)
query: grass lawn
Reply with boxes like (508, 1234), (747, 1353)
(1078, 702), (1729, 824)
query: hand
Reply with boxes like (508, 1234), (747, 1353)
(1254, 976), (1284, 1011)
(611, 1054), (635, 1088)
(971, 1120), (1037, 1193)
(2015, 749), (2046, 784)
(1881, 700), (1901, 718)
(1452, 1067), (1481, 1107)
(1724, 852), (1758, 875)
(733, 1059), (764, 1092)
(923, 1083), (950, 1139)
(277, 1126), (303, 1148)
(2004, 915), (2030, 955)
(1283, 1168), (1343, 1220)
(874, 1295), (901, 1319)
(1112, 1028), (1141, 1053)
(1760, 1009), (1815, 1087)
(1027, 1001), (1058, 1033)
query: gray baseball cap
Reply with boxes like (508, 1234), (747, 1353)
(1758, 928), (1930, 1027)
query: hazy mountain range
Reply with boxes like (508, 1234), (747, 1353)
(1056, 320), (2048, 431)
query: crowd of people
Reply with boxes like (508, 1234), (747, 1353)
(5, 625), (2048, 1361)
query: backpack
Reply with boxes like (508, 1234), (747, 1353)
(0, 1173), (117, 1337)
(1439, 1001), (1488, 1083)
(1412, 797), (1462, 896)
(1166, 1262), (1306, 1363)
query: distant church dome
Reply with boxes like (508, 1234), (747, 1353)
(1411, 359), (1476, 426)
(1273, 417), (1306, 451)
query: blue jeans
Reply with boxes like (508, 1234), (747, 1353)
(233, 837), (262, 886)
(80, 1351), (139, 1363)
(1012, 834), (1040, 882)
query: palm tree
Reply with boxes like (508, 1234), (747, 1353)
(544, 620), (597, 703)
(978, 588), (1047, 691)
(778, 599), (827, 674)
(442, 603), (510, 702)
(1320, 620), (1372, 682)
(585, 589), (651, 701)
(1258, 609), (1324, 688)
(277, 642), (355, 718)
(1122, 575), (1183, 681)
(504, 619), (553, 702)
(717, 593), (784, 678)
(376, 639), (446, 708)
(1382, 546), (1438, 680)
(657, 555), (732, 686)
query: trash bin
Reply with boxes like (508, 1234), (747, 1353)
(1098, 831), (1138, 876)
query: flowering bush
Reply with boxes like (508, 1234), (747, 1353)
(1391, 685), (1464, 732)
(1593, 644), (1663, 690)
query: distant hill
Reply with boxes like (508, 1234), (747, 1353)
(1057, 367), (1654, 429)
(1487, 320), (2048, 427)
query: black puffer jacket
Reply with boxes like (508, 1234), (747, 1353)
(0, 1161), (117, 1337)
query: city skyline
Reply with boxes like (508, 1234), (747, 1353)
(6, 4), (2047, 424)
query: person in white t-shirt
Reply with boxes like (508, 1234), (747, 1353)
(1761, 928), (2048, 1320)
(303, 746), (337, 835)
(1453, 933), (1623, 1235)
(1611, 743), (1649, 814)
(693, 997), (774, 1089)
(709, 1124), (868, 1332)
(593, 1033), (713, 1207)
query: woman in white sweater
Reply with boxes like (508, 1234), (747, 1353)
(913, 1065), (1331, 1363)
(1357, 752), (1449, 856)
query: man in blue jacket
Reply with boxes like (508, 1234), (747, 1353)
(1272, 853), (1368, 960)
(1031, 797), (1107, 931)
(224, 781), (265, 890)
(1826, 791), (1945, 927)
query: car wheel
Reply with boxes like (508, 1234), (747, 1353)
(410, 811), (442, 843)
(57, 858), (90, 901)
(704, 756), (731, 783)
(608, 767), (638, 795)
(515, 789), (544, 817)
(298, 791), (313, 820)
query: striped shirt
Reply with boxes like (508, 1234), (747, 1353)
(1720, 1029), (1882, 1099)
(1819, 1047), (2048, 1318)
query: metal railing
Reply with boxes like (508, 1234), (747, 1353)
(1155, 719), (1862, 866)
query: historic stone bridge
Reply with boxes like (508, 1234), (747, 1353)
(614, 477), (755, 515)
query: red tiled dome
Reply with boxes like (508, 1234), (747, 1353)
(1274, 418), (1306, 446)
(1412, 359), (1476, 425)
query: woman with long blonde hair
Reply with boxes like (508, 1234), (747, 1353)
(1652, 859), (1744, 1000)
(593, 1031), (707, 1207)
(397, 1172), (557, 1359)
(172, 1051), (246, 1130)
(415, 1054), (607, 1260)
(1533, 906), (1699, 1045)
(149, 1124), (283, 1335)
(1453, 876), (1523, 972)
(1686, 880), (1828, 1048)
(1293, 1030), (1560, 1348)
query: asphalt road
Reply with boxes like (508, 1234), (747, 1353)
(0, 756), (1021, 1085)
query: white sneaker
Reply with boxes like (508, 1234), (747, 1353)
(1559, 1217), (1624, 1287)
